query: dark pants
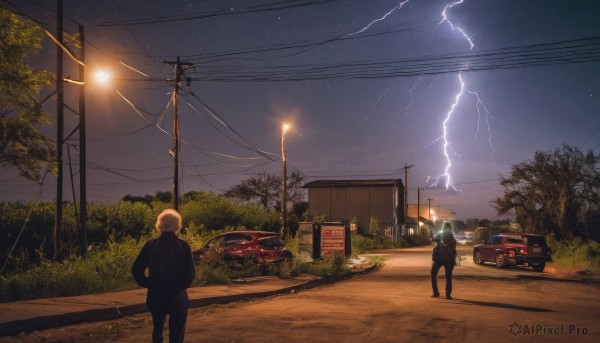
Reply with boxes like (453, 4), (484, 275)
(431, 260), (454, 296)
(149, 290), (189, 343)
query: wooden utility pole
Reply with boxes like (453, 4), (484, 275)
(417, 187), (420, 234)
(400, 164), (414, 232)
(172, 57), (180, 211)
(281, 124), (288, 236)
(54, 0), (64, 258)
(78, 24), (87, 256)
(164, 58), (194, 211)
(427, 198), (433, 225)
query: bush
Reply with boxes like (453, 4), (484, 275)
(546, 235), (600, 271)
(400, 234), (431, 247)
(350, 233), (429, 255)
(192, 249), (232, 286)
(86, 203), (152, 243)
(0, 196), (282, 273)
(0, 201), (55, 269)
(295, 253), (351, 280)
(0, 237), (142, 303)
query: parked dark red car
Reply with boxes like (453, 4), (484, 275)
(192, 231), (293, 268)
(473, 233), (552, 272)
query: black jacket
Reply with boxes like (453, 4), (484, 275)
(131, 232), (195, 308)
(432, 231), (457, 263)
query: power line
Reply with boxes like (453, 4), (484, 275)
(169, 21), (438, 63)
(183, 85), (278, 161)
(183, 36), (600, 82)
(93, 0), (340, 27)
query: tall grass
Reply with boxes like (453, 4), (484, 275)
(546, 235), (600, 272)
(0, 237), (143, 302)
(295, 253), (351, 280)
(351, 233), (430, 255)
(0, 195), (282, 274)
(0, 230), (306, 302)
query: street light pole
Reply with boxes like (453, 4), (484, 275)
(417, 187), (421, 234)
(172, 57), (180, 211)
(54, 0), (64, 258)
(281, 123), (289, 236)
(77, 24), (87, 256)
(427, 198), (433, 225)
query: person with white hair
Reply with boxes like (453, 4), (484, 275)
(132, 209), (195, 343)
(430, 221), (457, 299)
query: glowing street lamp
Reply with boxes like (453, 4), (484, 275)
(94, 70), (111, 84)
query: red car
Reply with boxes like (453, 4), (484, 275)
(193, 231), (293, 268)
(473, 233), (552, 272)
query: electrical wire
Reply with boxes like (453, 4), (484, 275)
(183, 86), (278, 160)
(93, 0), (340, 27)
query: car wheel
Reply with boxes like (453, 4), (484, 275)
(531, 262), (545, 272)
(495, 254), (506, 268)
(473, 251), (484, 265)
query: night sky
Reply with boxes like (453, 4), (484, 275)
(2, 0), (600, 220)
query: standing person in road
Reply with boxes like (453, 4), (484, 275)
(132, 209), (195, 343)
(430, 221), (457, 300)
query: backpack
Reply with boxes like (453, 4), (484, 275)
(439, 233), (457, 263)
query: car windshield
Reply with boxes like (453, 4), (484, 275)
(525, 236), (547, 247)
(505, 236), (524, 244)
(222, 234), (253, 246)
(259, 236), (284, 247)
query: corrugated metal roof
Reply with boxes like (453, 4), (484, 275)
(303, 179), (403, 188)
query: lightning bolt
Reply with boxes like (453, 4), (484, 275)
(344, 0), (412, 38)
(348, 0), (500, 191)
(355, 79), (399, 127)
(427, 0), (501, 190)
(404, 76), (422, 117)
(426, 74), (464, 191)
(439, 0), (475, 50)
(467, 88), (504, 163)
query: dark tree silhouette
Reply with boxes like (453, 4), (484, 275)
(493, 144), (600, 239)
(225, 171), (306, 209)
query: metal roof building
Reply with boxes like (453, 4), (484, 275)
(303, 179), (404, 234)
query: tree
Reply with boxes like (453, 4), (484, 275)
(154, 191), (173, 203)
(493, 144), (600, 239)
(122, 194), (154, 205)
(225, 171), (306, 209)
(478, 219), (492, 228)
(466, 218), (480, 229)
(0, 8), (55, 182)
(452, 220), (467, 231)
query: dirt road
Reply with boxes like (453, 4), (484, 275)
(4, 246), (599, 342)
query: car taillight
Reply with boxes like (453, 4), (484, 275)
(516, 247), (527, 254)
